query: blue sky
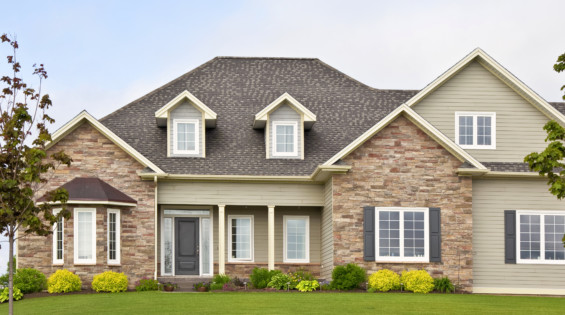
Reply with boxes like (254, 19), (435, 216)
(0, 0), (564, 272)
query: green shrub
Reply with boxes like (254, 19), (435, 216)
(47, 269), (82, 293)
(330, 263), (366, 290)
(249, 268), (281, 289)
(212, 274), (231, 285)
(368, 269), (400, 292)
(434, 277), (455, 293)
(0, 287), (23, 303)
(135, 278), (159, 292)
(296, 280), (320, 292)
(0, 268), (46, 293)
(91, 271), (128, 293)
(209, 282), (224, 291)
(289, 269), (314, 289)
(400, 270), (434, 294)
(267, 273), (292, 290)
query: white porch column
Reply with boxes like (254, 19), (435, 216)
(268, 205), (275, 271)
(218, 204), (226, 274)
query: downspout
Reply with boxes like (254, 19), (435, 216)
(154, 175), (158, 280)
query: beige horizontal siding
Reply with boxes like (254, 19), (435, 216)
(413, 61), (550, 162)
(473, 178), (565, 291)
(158, 181), (324, 206)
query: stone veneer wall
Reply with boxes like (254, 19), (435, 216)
(331, 116), (473, 291)
(18, 122), (156, 289)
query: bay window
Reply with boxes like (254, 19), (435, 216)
(74, 208), (96, 264)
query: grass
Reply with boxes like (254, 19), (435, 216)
(2, 291), (565, 314)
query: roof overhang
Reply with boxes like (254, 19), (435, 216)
(48, 111), (165, 174)
(253, 92), (317, 129)
(155, 90), (217, 128)
(404, 48), (565, 125)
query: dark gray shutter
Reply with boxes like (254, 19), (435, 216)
(429, 207), (441, 262)
(363, 206), (375, 261)
(504, 210), (517, 264)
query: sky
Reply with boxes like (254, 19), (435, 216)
(0, 0), (564, 272)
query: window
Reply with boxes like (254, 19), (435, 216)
(228, 215), (253, 262)
(52, 209), (64, 265)
(74, 208), (96, 264)
(517, 211), (565, 264)
(272, 121), (297, 156)
(283, 216), (309, 263)
(107, 209), (120, 265)
(375, 207), (429, 262)
(455, 112), (496, 149)
(173, 119), (199, 154)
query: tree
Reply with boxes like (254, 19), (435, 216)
(0, 34), (71, 314)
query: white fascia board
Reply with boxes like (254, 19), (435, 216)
(47, 111), (165, 174)
(155, 90), (217, 121)
(254, 92), (317, 128)
(405, 48), (565, 125)
(322, 105), (487, 170)
(37, 200), (137, 207)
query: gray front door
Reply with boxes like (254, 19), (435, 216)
(175, 217), (199, 275)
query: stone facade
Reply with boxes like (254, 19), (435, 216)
(18, 122), (156, 289)
(332, 116), (473, 291)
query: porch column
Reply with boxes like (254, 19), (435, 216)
(218, 204), (226, 274)
(268, 205), (275, 271)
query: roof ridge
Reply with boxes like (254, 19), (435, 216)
(215, 56), (319, 60)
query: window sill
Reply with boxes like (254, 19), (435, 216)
(52, 263), (64, 266)
(373, 260), (430, 264)
(457, 145), (496, 150)
(73, 263), (97, 266)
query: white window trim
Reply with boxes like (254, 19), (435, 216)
(516, 210), (565, 265)
(455, 112), (496, 149)
(283, 215), (310, 263)
(107, 209), (121, 265)
(228, 215), (254, 262)
(52, 208), (64, 265)
(375, 207), (429, 263)
(272, 121), (298, 157)
(73, 208), (97, 265)
(173, 119), (200, 155)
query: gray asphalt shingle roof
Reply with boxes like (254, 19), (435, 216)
(100, 57), (417, 176)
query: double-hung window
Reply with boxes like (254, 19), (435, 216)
(273, 121), (297, 156)
(74, 208), (96, 265)
(52, 209), (64, 265)
(228, 215), (253, 262)
(455, 112), (496, 149)
(375, 207), (429, 262)
(107, 209), (121, 265)
(283, 216), (309, 263)
(173, 119), (199, 154)
(517, 211), (565, 264)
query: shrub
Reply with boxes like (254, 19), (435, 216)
(91, 271), (128, 293)
(223, 282), (237, 291)
(289, 269), (314, 289)
(135, 278), (159, 292)
(0, 268), (46, 293)
(296, 280), (320, 292)
(267, 273), (292, 290)
(400, 270), (434, 294)
(434, 277), (455, 293)
(330, 263), (366, 290)
(249, 268), (281, 289)
(368, 269), (401, 292)
(230, 277), (244, 287)
(47, 269), (82, 293)
(0, 287), (23, 303)
(212, 274), (231, 285)
(209, 283), (224, 291)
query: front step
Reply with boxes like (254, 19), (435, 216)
(158, 276), (213, 292)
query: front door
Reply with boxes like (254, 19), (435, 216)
(175, 217), (199, 275)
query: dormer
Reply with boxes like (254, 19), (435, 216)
(155, 90), (217, 158)
(253, 93), (316, 159)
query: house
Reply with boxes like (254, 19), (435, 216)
(17, 48), (565, 294)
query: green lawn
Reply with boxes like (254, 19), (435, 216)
(2, 291), (565, 314)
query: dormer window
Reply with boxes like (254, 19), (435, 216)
(273, 121), (298, 156)
(173, 119), (199, 155)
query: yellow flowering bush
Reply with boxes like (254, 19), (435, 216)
(47, 269), (82, 293)
(368, 269), (400, 292)
(400, 270), (434, 294)
(91, 271), (128, 293)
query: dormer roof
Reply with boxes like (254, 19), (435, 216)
(253, 92), (317, 129)
(155, 90), (217, 127)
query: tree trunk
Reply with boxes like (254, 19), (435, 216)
(8, 228), (14, 315)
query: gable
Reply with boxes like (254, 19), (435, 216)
(412, 60), (551, 162)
